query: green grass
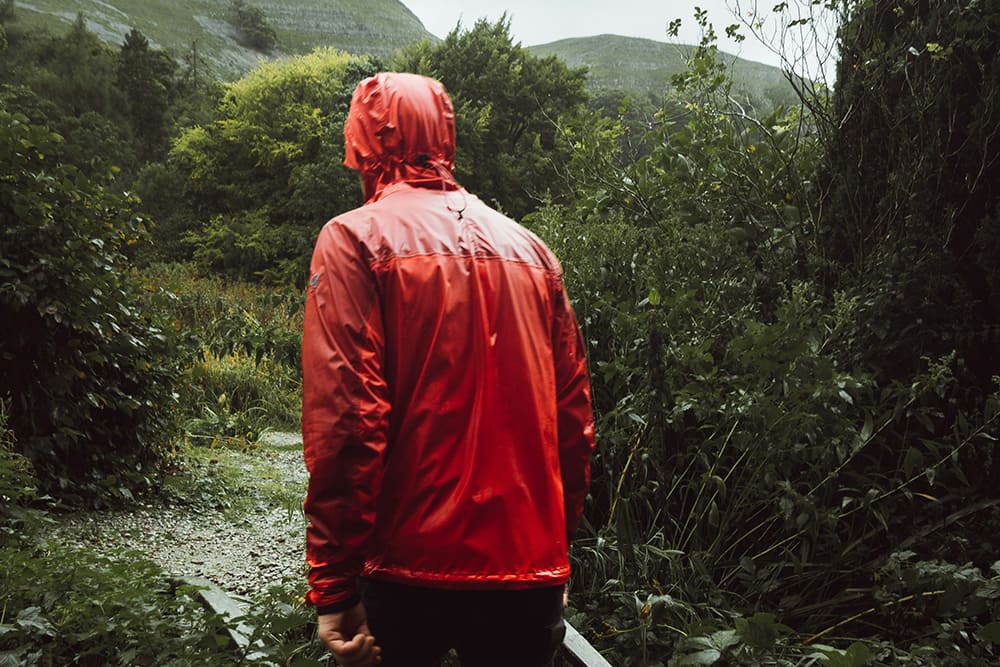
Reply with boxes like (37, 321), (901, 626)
(528, 34), (799, 107)
(15, 0), (434, 79)
(162, 436), (305, 518)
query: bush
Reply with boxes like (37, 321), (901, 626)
(1, 519), (326, 665)
(142, 263), (304, 440)
(528, 15), (1000, 663)
(164, 50), (380, 285)
(0, 111), (183, 504)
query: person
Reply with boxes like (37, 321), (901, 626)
(301, 72), (596, 667)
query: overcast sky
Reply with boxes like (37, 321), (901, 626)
(402, 0), (838, 78)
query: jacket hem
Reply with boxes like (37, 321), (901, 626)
(361, 565), (570, 590)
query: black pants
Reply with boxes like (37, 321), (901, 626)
(359, 579), (566, 667)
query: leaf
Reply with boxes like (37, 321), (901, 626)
(707, 501), (720, 527)
(903, 447), (924, 479)
(627, 412), (647, 427)
(860, 413), (873, 442)
(266, 613), (306, 634)
(845, 642), (872, 665)
(676, 649), (721, 665)
(14, 607), (55, 638)
(648, 287), (661, 306)
(708, 629), (739, 652)
(735, 612), (792, 649)
(811, 640), (873, 667)
(977, 621), (1000, 644)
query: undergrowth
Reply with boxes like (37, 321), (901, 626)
(141, 262), (304, 446)
(160, 437), (306, 518)
(1, 408), (320, 666)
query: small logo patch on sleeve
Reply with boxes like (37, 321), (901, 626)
(309, 273), (321, 289)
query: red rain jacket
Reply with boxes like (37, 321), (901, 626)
(302, 72), (595, 610)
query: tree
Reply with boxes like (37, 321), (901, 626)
(820, 0), (1000, 385)
(0, 16), (138, 177)
(159, 49), (380, 283)
(227, 0), (277, 52)
(116, 28), (177, 160)
(0, 0), (13, 42)
(392, 17), (589, 218)
(43, 14), (123, 118)
(0, 0), (10, 50)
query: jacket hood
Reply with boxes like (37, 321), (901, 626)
(344, 72), (458, 204)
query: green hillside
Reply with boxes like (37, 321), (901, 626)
(13, 0), (434, 79)
(528, 34), (798, 107)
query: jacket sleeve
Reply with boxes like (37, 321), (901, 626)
(551, 276), (596, 541)
(301, 220), (389, 610)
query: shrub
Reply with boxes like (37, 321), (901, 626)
(529, 12), (1000, 663)
(164, 50), (381, 285)
(141, 263), (303, 433)
(0, 111), (183, 504)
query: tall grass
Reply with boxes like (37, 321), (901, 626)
(142, 262), (304, 443)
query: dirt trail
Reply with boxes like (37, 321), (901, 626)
(53, 432), (308, 601)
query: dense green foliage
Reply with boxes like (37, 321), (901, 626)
(822, 0), (1000, 389)
(117, 27), (179, 160)
(0, 11), (214, 183)
(0, 111), (183, 502)
(3, 1), (1000, 664)
(393, 17), (590, 218)
(158, 49), (380, 283)
(521, 6), (1000, 665)
(1, 15), (137, 177)
(226, 0), (278, 52)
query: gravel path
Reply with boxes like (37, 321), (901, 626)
(53, 432), (308, 601)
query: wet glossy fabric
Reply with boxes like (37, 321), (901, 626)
(343, 72), (458, 204)
(302, 73), (595, 609)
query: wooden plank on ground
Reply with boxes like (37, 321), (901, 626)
(562, 619), (613, 667)
(173, 575), (259, 651)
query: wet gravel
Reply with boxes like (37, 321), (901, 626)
(53, 432), (308, 601)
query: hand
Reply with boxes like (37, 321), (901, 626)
(317, 603), (381, 666)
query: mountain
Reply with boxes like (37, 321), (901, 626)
(14, 0), (435, 79)
(13, 3), (796, 106)
(527, 34), (798, 107)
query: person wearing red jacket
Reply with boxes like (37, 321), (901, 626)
(301, 71), (596, 667)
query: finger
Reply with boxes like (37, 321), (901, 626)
(331, 632), (376, 660)
(334, 636), (380, 666)
(343, 646), (381, 667)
